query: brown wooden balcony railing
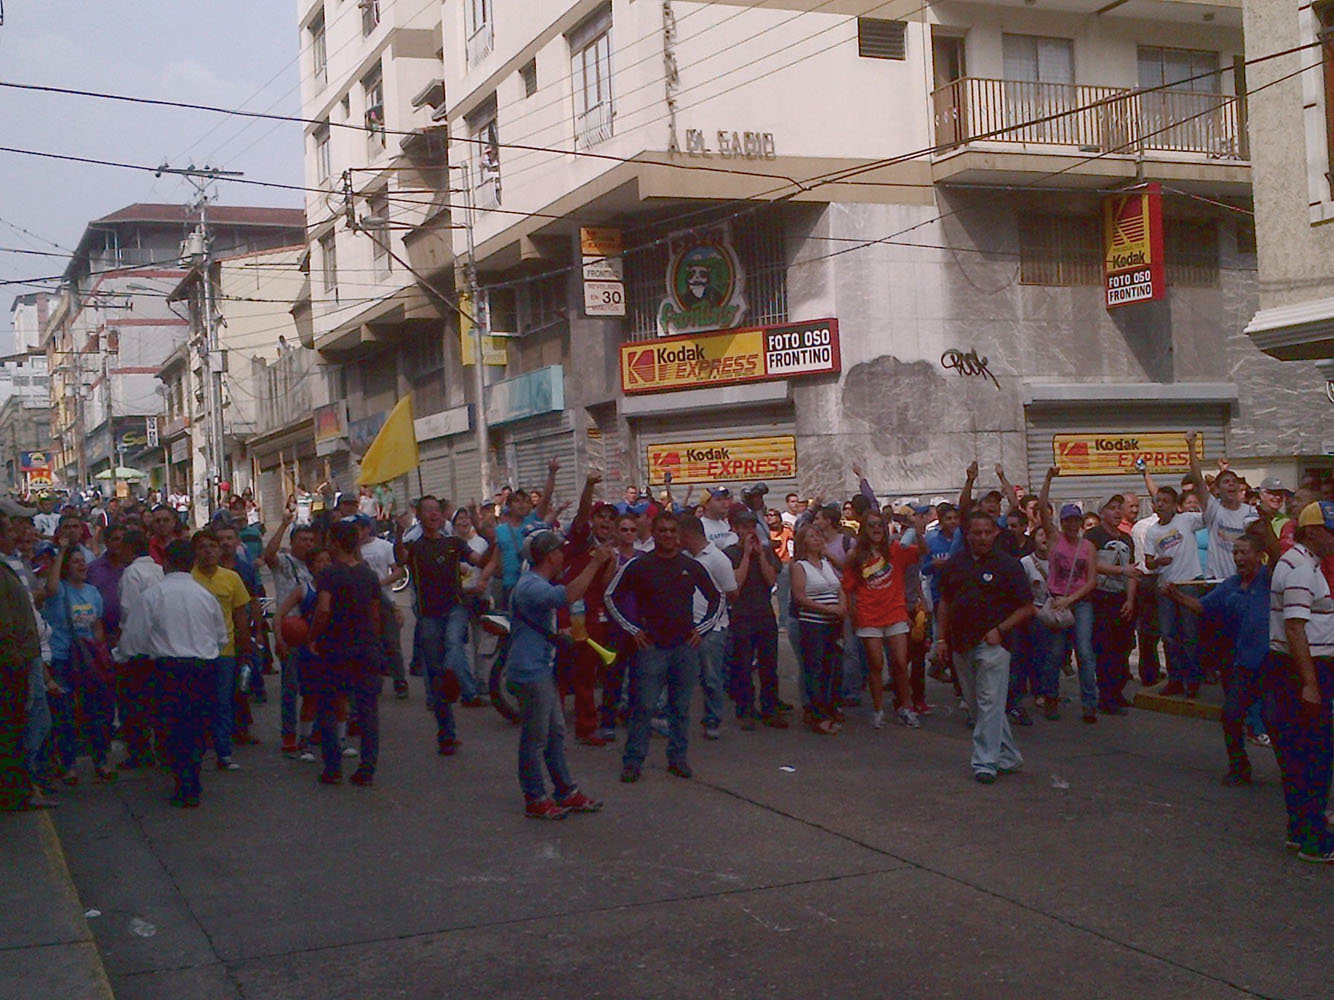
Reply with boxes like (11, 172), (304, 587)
(931, 77), (1247, 160)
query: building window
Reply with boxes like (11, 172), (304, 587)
(1236, 217), (1257, 256)
(570, 6), (614, 149)
(322, 364), (347, 402)
(314, 123), (331, 182)
(1136, 46), (1228, 154)
(1017, 213), (1101, 286)
(624, 211), (788, 341)
(319, 231), (338, 294)
(467, 96), (501, 208)
(857, 19), (907, 61)
(360, 0), (380, 37)
(1318, 1), (1334, 199)
(1165, 218), (1219, 287)
(364, 65), (385, 151)
(310, 13), (328, 89)
(520, 59), (538, 98)
(467, 0), (493, 67)
(366, 190), (391, 278)
(1002, 34), (1074, 85)
(521, 272), (566, 333)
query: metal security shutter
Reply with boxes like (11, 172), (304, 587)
(509, 412), (578, 504)
(1024, 403), (1228, 506)
(258, 467), (283, 525)
(417, 438), (451, 501)
(632, 404), (798, 497)
(452, 447), (482, 506)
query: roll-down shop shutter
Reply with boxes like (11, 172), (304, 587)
(509, 412), (578, 506)
(1023, 402), (1228, 506)
(451, 447), (482, 506)
(632, 404), (798, 495)
(258, 466), (283, 525)
(417, 438), (453, 501)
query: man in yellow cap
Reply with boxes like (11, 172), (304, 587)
(1267, 500), (1334, 863)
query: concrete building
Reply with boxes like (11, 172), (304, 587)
(167, 244), (308, 523)
(0, 345), (52, 493)
(41, 204), (305, 492)
(1242, 0), (1334, 461)
(296, 0), (454, 505)
(9, 292), (51, 355)
(408, 0), (1330, 507)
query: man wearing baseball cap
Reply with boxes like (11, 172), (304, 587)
(700, 487), (738, 550)
(1258, 477), (1295, 554)
(1267, 500), (1334, 862)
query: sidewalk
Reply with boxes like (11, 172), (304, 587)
(0, 809), (114, 1000)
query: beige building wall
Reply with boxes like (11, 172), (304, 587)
(1242, 0), (1334, 361)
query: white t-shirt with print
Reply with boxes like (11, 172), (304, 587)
(1204, 495), (1258, 581)
(1143, 512), (1205, 584)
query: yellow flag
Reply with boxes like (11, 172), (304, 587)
(356, 395), (418, 486)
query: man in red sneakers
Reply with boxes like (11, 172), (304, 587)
(510, 529), (613, 819)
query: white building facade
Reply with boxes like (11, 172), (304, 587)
(415, 0), (1334, 505)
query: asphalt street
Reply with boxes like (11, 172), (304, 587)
(42, 606), (1334, 1000)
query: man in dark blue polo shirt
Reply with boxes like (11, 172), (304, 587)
(936, 510), (1035, 784)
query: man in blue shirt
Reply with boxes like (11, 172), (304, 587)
(509, 529), (612, 820)
(1164, 533), (1270, 785)
(495, 459), (559, 605)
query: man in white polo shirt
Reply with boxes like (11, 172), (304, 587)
(1267, 500), (1334, 863)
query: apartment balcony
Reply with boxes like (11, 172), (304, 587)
(574, 103), (614, 151)
(466, 21), (493, 69)
(930, 77), (1250, 193)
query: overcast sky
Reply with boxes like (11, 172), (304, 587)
(0, 1), (305, 351)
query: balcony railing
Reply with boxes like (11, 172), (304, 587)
(252, 347), (314, 436)
(932, 77), (1246, 160)
(466, 20), (493, 68)
(575, 102), (614, 150)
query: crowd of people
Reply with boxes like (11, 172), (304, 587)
(2, 441), (1333, 862)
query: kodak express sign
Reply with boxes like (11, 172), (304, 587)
(1052, 432), (1204, 476)
(620, 319), (840, 395)
(1103, 183), (1165, 309)
(647, 435), (796, 486)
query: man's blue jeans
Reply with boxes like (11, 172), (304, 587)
(1158, 588), (1202, 685)
(280, 650), (300, 738)
(1009, 619), (1052, 709)
(212, 656), (237, 759)
(517, 675), (575, 802)
(1042, 600), (1096, 711)
(624, 641), (700, 770)
(158, 658), (214, 799)
(445, 603), (478, 701)
(22, 657), (50, 777)
(697, 627), (729, 729)
(418, 615), (457, 743)
(954, 641), (1022, 778)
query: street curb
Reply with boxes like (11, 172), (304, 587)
(29, 811), (116, 1000)
(1132, 691), (1221, 721)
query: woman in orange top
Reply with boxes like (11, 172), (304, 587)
(843, 510), (926, 729)
(766, 509), (793, 563)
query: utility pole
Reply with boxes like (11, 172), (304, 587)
(456, 164), (492, 503)
(156, 163), (243, 518)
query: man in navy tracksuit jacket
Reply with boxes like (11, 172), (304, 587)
(606, 512), (722, 782)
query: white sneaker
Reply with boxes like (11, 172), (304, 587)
(871, 709), (885, 729)
(299, 750), (316, 762)
(342, 744), (359, 758)
(704, 725), (721, 740)
(897, 707), (920, 729)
